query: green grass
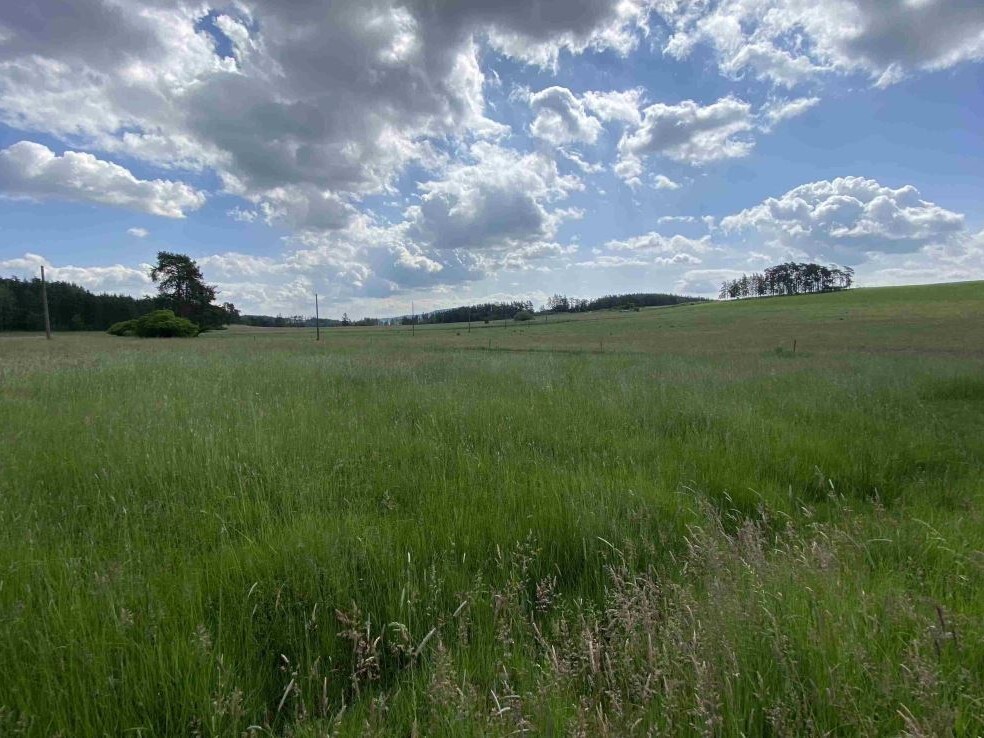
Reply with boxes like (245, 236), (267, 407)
(1, 282), (982, 736)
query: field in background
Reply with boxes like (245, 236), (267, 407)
(1, 282), (982, 736)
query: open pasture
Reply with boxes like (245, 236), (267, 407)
(1, 282), (982, 736)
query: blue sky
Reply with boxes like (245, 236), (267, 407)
(0, 0), (982, 317)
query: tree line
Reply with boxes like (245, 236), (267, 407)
(0, 252), (238, 332)
(238, 314), (380, 328)
(409, 293), (704, 324)
(410, 301), (535, 325)
(0, 277), (158, 332)
(2, 257), (713, 333)
(719, 262), (854, 300)
(547, 292), (704, 313)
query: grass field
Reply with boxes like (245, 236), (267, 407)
(1, 282), (982, 736)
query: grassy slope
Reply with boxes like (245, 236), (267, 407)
(0, 282), (982, 736)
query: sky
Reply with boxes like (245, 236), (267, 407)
(0, 0), (982, 318)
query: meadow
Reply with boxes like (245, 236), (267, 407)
(0, 282), (982, 736)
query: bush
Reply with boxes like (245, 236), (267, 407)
(513, 309), (535, 322)
(107, 310), (199, 338)
(135, 310), (199, 337)
(107, 320), (137, 336)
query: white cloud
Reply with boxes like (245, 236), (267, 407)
(558, 148), (605, 174)
(578, 229), (712, 269)
(760, 97), (821, 128)
(526, 88), (794, 189)
(160, 142), (588, 308)
(614, 96), (755, 184)
(403, 141), (583, 259)
(127, 227), (149, 238)
(720, 177), (965, 258)
(613, 154), (645, 189)
(578, 252), (702, 268)
(213, 13), (254, 62)
(606, 231), (712, 255)
(527, 86), (604, 145)
(583, 88), (645, 125)
(656, 0), (984, 87)
(854, 229), (984, 286)
(653, 174), (681, 190)
(525, 86), (651, 149)
(0, 0), (652, 227)
(0, 252), (152, 293)
(2, 1), (979, 314)
(0, 141), (206, 218)
(228, 207), (258, 223)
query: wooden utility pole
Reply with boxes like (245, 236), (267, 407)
(40, 266), (52, 340)
(315, 293), (320, 341)
(411, 300), (415, 336)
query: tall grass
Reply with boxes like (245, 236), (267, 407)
(0, 284), (982, 736)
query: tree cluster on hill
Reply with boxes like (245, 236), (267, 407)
(547, 292), (705, 312)
(719, 262), (854, 300)
(415, 301), (535, 325)
(0, 252), (238, 333)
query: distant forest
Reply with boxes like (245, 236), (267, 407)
(719, 262), (854, 300)
(544, 292), (704, 313)
(225, 292), (705, 328)
(403, 292), (705, 325)
(0, 276), (159, 332)
(239, 314), (380, 328)
(1, 275), (707, 332)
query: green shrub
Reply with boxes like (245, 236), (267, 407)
(514, 309), (535, 322)
(121, 310), (200, 338)
(106, 320), (137, 336)
(135, 309), (199, 337)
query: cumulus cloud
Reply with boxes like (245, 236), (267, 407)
(653, 174), (681, 190)
(720, 177), (965, 259)
(618, 97), (755, 167)
(164, 142), (588, 308)
(515, 89), (819, 187)
(656, 0), (984, 87)
(525, 86), (649, 148)
(525, 88), (811, 189)
(610, 96), (760, 184)
(606, 231), (712, 255)
(583, 89), (646, 125)
(0, 0), (652, 223)
(578, 230), (712, 269)
(127, 227), (149, 238)
(2, 0), (979, 313)
(527, 86), (604, 145)
(403, 142), (583, 258)
(0, 252), (152, 293)
(0, 141), (206, 217)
